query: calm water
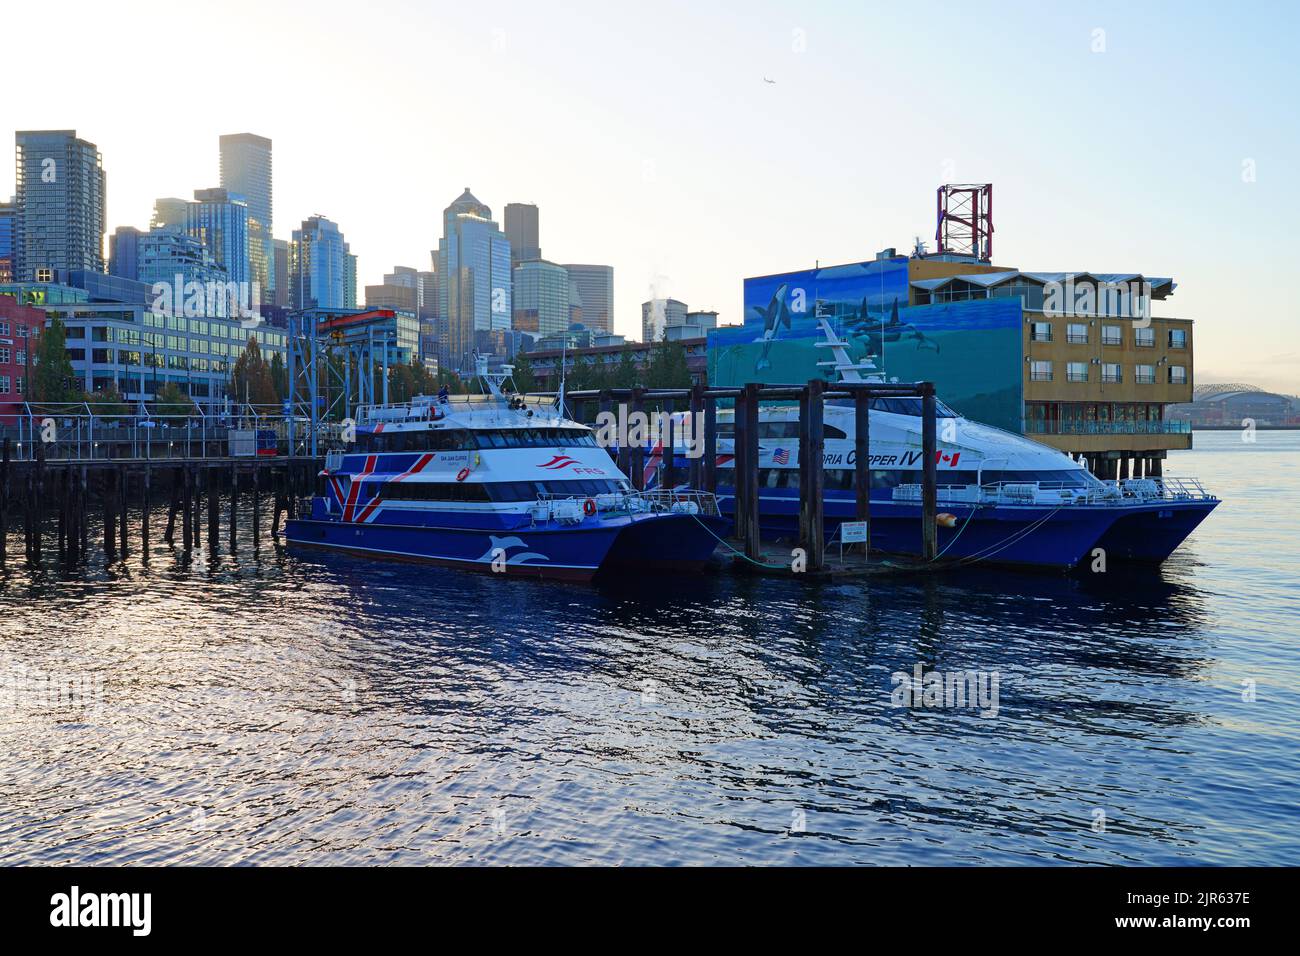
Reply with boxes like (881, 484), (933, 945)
(1, 430), (1297, 865)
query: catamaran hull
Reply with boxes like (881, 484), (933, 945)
(283, 517), (623, 581)
(1089, 499), (1220, 563)
(601, 513), (731, 572)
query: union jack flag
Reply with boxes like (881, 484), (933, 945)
(772, 447), (790, 465)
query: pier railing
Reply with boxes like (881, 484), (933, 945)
(1, 402), (321, 461)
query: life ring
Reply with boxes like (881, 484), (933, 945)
(456, 467), (470, 482)
(582, 498), (598, 516)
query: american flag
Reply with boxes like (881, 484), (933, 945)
(773, 447), (790, 465)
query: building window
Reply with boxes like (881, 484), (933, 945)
(1030, 360), (1053, 381)
(0, 376), (8, 394)
(1135, 364), (1155, 383)
(1030, 321), (1052, 342)
(1135, 327), (1155, 347)
(0, 347), (8, 364)
(1102, 325), (1123, 346)
(16, 350), (25, 365)
(1102, 363), (1122, 383)
(1067, 323), (1088, 344)
(1168, 365), (1187, 384)
(1168, 328), (1187, 349)
(0, 322), (8, 336)
(1067, 362), (1088, 382)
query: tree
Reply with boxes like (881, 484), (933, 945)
(29, 316), (80, 404)
(85, 385), (130, 422)
(510, 352), (537, 393)
(388, 359), (438, 403)
(230, 336), (278, 406)
(150, 381), (196, 419)
(269, 352), (287, 403)
(613, 348), (639, 388)
(646, 332), (692, 388)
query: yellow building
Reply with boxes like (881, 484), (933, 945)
(909, 260), (1192, 478)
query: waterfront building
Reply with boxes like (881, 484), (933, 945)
(302, 306), (418, 373)
(641, 297), (687, 342)
(511, 259), (570, 336)
(289, 215), (356, 311)
(436, 188), (511, 374)
(187, 188), (251, 291)
(219, 133), (274, 302)
(712, 253), (1195, 478)
(14, 130), (106, 281)
(527, 333), (706, 390)
(0, 278), (286, 409)
(504, 202), (540, 264)
(0, 293), (46, 422)
(0, 198), (15, 283)
(563, 264), (613, 334)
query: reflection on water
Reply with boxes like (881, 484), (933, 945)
(1, 431), (1298, 864)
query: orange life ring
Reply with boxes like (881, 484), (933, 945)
(583, 498), (597, 516)
(456, 467), (470, 482)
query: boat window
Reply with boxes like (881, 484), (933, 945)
(866, 397), (959, 417)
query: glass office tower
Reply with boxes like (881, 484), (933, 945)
(14, 130), (106, 280)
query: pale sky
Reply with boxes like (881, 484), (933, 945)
(5, 0), (1297, 392)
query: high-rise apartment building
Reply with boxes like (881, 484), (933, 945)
(289, 215), (357, 311)
(187, 188), (251, 288)
(219, 133), (274, 301)
(641, 297), (687, 342)
(14, 130), (106, 281)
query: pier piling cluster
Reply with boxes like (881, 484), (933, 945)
(0, 437), (320, 569)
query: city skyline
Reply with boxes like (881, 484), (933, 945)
(1, 0), (1296, 390)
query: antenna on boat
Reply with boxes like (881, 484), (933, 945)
(556, 330), (568, 415)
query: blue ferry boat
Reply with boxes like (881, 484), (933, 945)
(285, 366), (729, 581)
(648, 318), (1219, 570)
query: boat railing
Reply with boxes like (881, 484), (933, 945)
(356, 393), (555, 424)
(894, 477), (1216, 507)
(531, 488), (720, 523)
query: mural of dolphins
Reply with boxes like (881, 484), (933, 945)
(751, 283), (791, 371)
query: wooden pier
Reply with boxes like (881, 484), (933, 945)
(0, 437), (321, 567)
(568, 378), (942, 575)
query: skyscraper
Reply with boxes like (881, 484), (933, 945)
(564, 264), (614, 334)
(511, 259), (569, 336)
(289, 215), (356, 310)
(187, 188), (251, 287)
(504, 202), (540, 265)
(272, 239), (290, 308)
(14, 130), (106, 281)
(219, 133), (274, 301)
(437, 188), (512, 373)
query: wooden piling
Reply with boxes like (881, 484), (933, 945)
(104, 470), (116, 561)
(252, 466), (261, 550)
(736, 382), (762, 561)
(164, 468), (180, 544)
(798, 379), (825, 572)
(921, 384), (938, 562)
(0, 438), (9, 566)
(184, 466), (195, 552)
(141, 464), (151, 558)
(207, 466), (219, 552)
(854, 389), (871, 556)
(661, 398), (676, 491)
(118, 465), (128, 557)
(629, 387), (645, 491)
(703, 391), (717, 494)
(229, 466), (238, 553)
